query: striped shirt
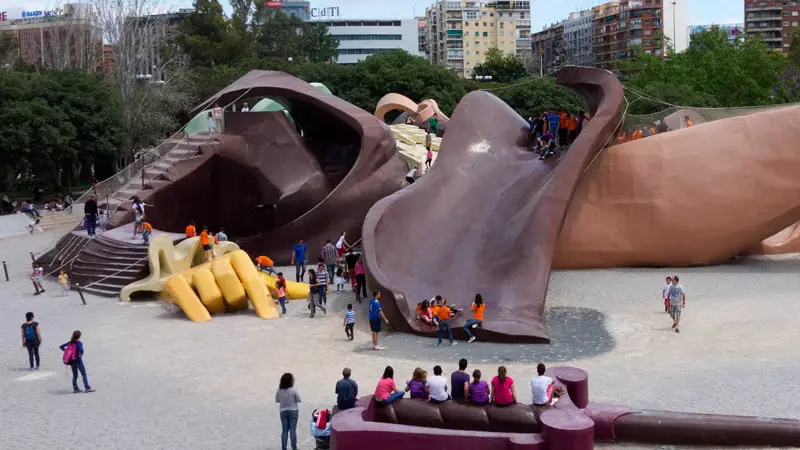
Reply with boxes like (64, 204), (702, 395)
(345, 310), (356, 324)
(318, 269), (328, 285)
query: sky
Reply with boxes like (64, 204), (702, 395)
(1, 0), (745, 28)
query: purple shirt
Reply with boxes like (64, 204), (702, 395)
(450, 371), (470, 400)
(407, 380), (427, 399)
(469, 380), (490, 405)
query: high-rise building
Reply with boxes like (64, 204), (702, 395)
(424, 0), (531, 78)
(264, 0), (311, 21)
(0, 4), (102, 70)
(315, 19), (420, 64)
(531, 21), (565, 75)
(688, 23), (744, 44)
(744, 0), (794, 52)
(417, 16), (428, 58)
(563, 10), (594, 67)
(592, 1), (622, 71)
(123, 9), (193, 81)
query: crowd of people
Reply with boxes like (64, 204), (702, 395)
(615, 115), (693, 146)
(527, 110), (589, 160)
(274, 359), (561, 450)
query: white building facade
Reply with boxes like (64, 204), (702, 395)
(660, 0), (688, 53)
(314, 19), (420, 64)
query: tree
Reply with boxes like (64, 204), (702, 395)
(177, 0), (248, 66)
(252, 9), (338, 63)
(0, 32), (19, 68)
(471, 48), (527, 83)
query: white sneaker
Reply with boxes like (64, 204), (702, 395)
(550, 397), (559, 406)
(471, 324), (478, 329)
(451, 342), (457, 346)
(468, 336), (476, 343)
(374, 345), (386, 350)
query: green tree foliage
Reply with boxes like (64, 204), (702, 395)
(0, 70), (124, 192)
(622, 28), (789, 114)
(177, 0), (247, 66)
(251, 9), (338, 62)
(473, 77), (586, 118)
(471, 48), (527, 83)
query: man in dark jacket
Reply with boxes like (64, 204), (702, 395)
(84, 195), (98, 237)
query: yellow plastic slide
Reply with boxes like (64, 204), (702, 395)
(259, 272), (311, 300)
(162, 250), (280, 322)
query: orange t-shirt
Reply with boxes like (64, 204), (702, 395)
(185, 225), (196, 237)
(650, 127), (656, 135)
(257, 256), (273, 267)
(567, 118), (577, 131)
(430, 305), (440, 317)
(472, 303), (486, 321)
(437, 306), (451, 320)
(143, 222), (153, 233)
(686, 120), (693, 127)
(200, 231), (209, 246)
(558, 113), (567, 129)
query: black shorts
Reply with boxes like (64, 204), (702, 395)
(370, 318), (382, 333)
(202, 244), (212, 251)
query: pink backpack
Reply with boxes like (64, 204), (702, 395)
(62, 343), (77, 365)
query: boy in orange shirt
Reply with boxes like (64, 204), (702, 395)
(142, 221), (153, 245)
(200, 226), (212, 261)
(255, 255), (275, 275)
(185, 221), (196, 238)
(463, 293), (485, 343)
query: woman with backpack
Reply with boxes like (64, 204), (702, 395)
(21, 312), (41, 370)
(59, 330), (94, 393)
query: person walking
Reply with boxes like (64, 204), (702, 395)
(354, 257), (367, 303)
(343, 303), (356, 340)
(662, 276), (672, 313)
(316, 260), (329, 305)
(291, 240), (307, 283)
(335, 368), (358, 412)
(59, 330), (94, 393)
(84, 194), (98, 237)
(345, 251), (359, 291)
(307, 269), (326, 317)
(21, 312), (41, 370)
(368, 291), (390, 351)
(321, 239), (338, 283)
(275, 373), (301, 450)
(668, 275), (687, 333)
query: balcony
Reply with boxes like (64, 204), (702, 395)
(745, 5), (783, 12)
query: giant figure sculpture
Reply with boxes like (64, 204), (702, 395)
(109, 71), (408, 264)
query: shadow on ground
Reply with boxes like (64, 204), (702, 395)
(356, 306), (615, 364)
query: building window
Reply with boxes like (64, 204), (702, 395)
(794, 21), (799, 26)
(333, 34), (403, 41)
(483, 32), (488, 36)
(785, 22), (790, 26)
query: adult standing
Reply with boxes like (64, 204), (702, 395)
(368, 291), (390, 351)
(668, 275), (687, 333)
(345, 251), (359, 291)
(335, 368), (358, 412)
(321, 239), (338, 284)
(291, 239), (307, 283)
(275, 373), (301, 450)
(435, 299), (455, 347)
(354, 257), (367, 303)
(307, 269), (327, 317)
(213, 103), (224, 132)
(84, 194), (98, 237)
(21, 312), (41, 370)
(450, 359), (470, 401)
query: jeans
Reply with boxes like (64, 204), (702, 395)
(319, 284), (327, 304)
(143, 230), (151, 245)
(61, 284), (71, 297)
(464, 318), (482, 339)
(376, 391), (405, 405)
(25, 342), (40, 368)
(279, 297), (287, 314)
(308, 292), (326, 316)
(345, 323), (354, 339)
(437, 319), (453, 344)
(86, 214), (97, 236)
(294, 261), (306, 282)
(279, 409), (299, 450)
(326, 264), (337, 283)
(70, 360), (91, 391)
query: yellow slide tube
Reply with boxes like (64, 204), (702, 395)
(163, 276), (212, 322)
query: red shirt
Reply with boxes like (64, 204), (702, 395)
(374, 378), (397, 401)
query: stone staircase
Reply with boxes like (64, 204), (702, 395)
(37, 233), (149, 298)
(39, 211), (81, 231)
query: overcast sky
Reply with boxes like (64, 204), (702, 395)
(3, 0), (744, 28)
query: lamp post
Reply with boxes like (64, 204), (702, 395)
(672, 0), (677, 53)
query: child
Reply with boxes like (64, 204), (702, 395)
(200, 226), (212, 261)
(142, 221), (152, 245)
(256, 255), (275, 275)
(132, 204), (144, 240)
(335, 267), (345, 293)
(98, 209), (108, 233)
(207, 111), (215, 133)
(662, 276), (672, 313)
(27, 218), (42, 234)
(216, 227), (228, 242)
(405, 367), (429, 399)
(317, 260), (328, 306)
(58, 271), (70, 297)
(425, 133), (433, 170)
(31, 264), (44, 295)
(59, 330), (94, 393)
(276, 273), (287, 315)
(418, 300), (433, 325)
(343, 303), (355, 340)
(429, 296), (441, 326)
(185, 221), (196, 238)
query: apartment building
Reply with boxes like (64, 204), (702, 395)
(417, 16), (428, 58)
(531, 22), (565, 75)
(744, 0), (798, 52)
(424, 0), (531, 78)
(315, 19), (420, 64)
(564, 10), (594, 67)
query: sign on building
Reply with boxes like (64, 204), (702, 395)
(311, 6), (340, 18)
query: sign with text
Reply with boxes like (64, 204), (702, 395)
(310, 6), (340, 18)
(266, 0), (284, 6)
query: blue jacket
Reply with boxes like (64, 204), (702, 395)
(59, 340), (84, 363)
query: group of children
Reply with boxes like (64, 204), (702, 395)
(184, 221), (228, 261)
(528, 110), (589, 160)
(30, 263), (70, 297)
(414, 293), (485, 344)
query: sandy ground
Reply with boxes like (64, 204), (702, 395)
(1, 230), (799, 450)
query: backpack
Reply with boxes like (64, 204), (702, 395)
(23, 323), (37, 342)
(62, 342), (77, 365)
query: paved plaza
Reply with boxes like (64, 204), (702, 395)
(1, 230), (800, 449)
